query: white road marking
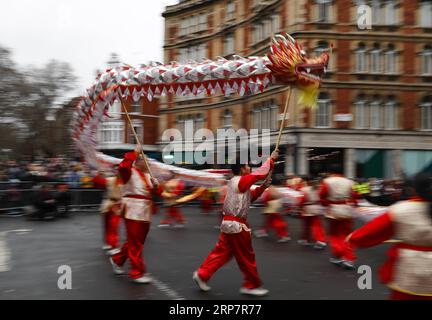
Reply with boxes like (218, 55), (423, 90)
(0, 232), (11, 272)
(0, 229), (32, 272)
(151, 276), (186, 300)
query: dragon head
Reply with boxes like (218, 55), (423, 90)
(266, 33), (330, 107)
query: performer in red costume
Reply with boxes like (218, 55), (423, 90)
(286, 174), (304, 191)
(158, 177), (186, 228)
(93, 171), (123, 256)
(192, 150), (278, 297)
(298, 176), (327, 249)
(200, 188), (213, 215)
(109, 145), (162, 284)
(347, 171), (432, 300)
(255, 178), (291, 243)
(319, 166), (358, 269)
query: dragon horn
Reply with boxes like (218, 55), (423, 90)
(271, 37), (280, 48)
(270, 46), (275, 55)
(275, 34), (288, 46)
(285, 33), (296, 43)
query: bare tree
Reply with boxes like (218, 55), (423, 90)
(0, 46), (78, 158)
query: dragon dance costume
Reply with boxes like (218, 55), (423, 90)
(349, 198), (432, 300)
(159, 178), (186, 227)
(111, 151), (162, 280)
(319, 174), (358, 268)
(299, 185), (326, 248)
(256, 186), (290, 242)
(194, 158), (273, 293)
(93, 174), (122, 251)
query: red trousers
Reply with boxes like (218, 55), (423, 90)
(197, 230), (262, 289)
(328, 219), (355, 261)
(301, 215), (326, 243)
(262, 213), (289, 238)
(390, 290), (432, 300)
(103, 211), (121, 248)
(161, 206), (184, 224)
(112, 219), (150, 279)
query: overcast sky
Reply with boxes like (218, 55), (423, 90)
(0, 0), (178, 96)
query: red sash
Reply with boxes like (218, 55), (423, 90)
(381, 243), (432, 284)
(223, 215), (249, 227)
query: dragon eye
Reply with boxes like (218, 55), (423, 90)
(300, 50), (306, 57)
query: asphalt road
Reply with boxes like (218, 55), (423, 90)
(0, 207), (390, 300)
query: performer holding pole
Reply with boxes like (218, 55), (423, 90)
(109, 144), (162, 283)
(192, 150), (278, 296)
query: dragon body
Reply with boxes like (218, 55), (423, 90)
(72, 33), (329, 170)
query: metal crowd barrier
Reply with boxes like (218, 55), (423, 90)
(0, 187), (104, 215)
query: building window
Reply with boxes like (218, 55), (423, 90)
(383, 0), (396, 25)
(369, 0), (397, 26)
(384, 44), (397, 74)
(402, 150), (432, 177)
(107, 101), (121, 119)
(420, 95), (432, 130)
(263, 19), (272, 37)
(176, 114), (205, 136)
(252, 100), (278, 130)
(252, 108), (261, 130)
(420, 0), (432, 27)
(131, 102), (141, 114)
(371, 0), (381, 25)
(261, 105), (270, 129)
(370, 95), (382, 129)
(384, 96), (398, 129)
(222, 109), (233, 128)
(195, 113), (204, 131)
(316, 0), (332, 22)
(354, 95), (368, 129)
(179, 48), (186, 62)
(128, 120), (143, 144)
(223, 34), (234, 56)
(355, 43), (367, 73)
(315, 93), (331, 127)
(226, 1), (235, 21)
(180, 19), (187, 36)
(100, 122), (124, 144)
(180, 14), (207, 36)
(198, 44), (206, 60)
(199, 13), (207, 31)
(190, 15), (198, 34)
(270, 105), (279, 131)
(252, 23), (264, 44)
(271, 14), (280, 33)
(370, 43), (382, 74)
(420, 45), (432, 75)
(176, 115), (185, 137)
(178, 44), (206, 62)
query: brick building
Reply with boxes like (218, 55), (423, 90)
(161, 0), (432, 178)
(97, 98), (160, 160)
